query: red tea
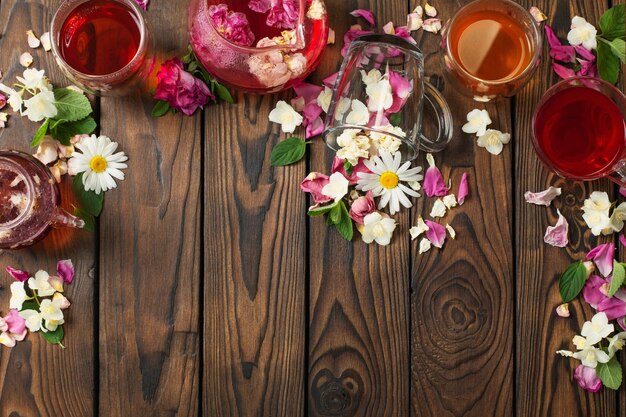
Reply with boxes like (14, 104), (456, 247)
(534, 86), (626, 179)
(449, 9), (533, 81)
(59, 0), (141, 76)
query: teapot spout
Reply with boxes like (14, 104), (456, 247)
(51, 208), (85, 229)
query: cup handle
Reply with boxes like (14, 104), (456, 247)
(419, 81), (454, 153)
(51, 208), (85, 229)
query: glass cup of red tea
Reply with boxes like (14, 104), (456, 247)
(0, 151), (85, 250)
(532, 77), (626, 184)
(50, 0), (155, 96)
(188, 0), (329, 94)
(440, 0), (542, 100)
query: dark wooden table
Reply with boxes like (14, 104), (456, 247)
(0, 0), (625, 416)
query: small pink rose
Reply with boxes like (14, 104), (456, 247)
(587, 243), (614, 277)
(349, 191), (376, 224)
(457, 172), (469, 205)
(424, 220), (446, 248)
(266, 0), (300, 29)
(301, 172), (332, 204)
(350, 9), (376, 27)
(6, 266), (29, 282)
(154, 58), (214, 116)
(57, 259), (74, 284)
(208, 4), (255, 46)
(574, 365), (602, 393)
(249, 0), (271, 13)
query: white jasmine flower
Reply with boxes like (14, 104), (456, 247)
(68, 135), (128, 195)
(446, 223), (456, 239)
(269, 100), (303, 133)
(39, 298), (64, 330)
(336, 129), (370, 165)
(370, 125), (404, 156)
(366, 78), (393, 112)
(556, 303), (570, 318)
(424, 3), (437, 17)
(9, 281), (28, 310)
(334, 96), (351, 119)
(316, 86), (332, 113)
(40, 32), (51, 51)
(356, 150), (423, 215)
(443, 194), (457, 209)
(360, 69), (383, 86)
(321, 172), (349, 202)
(462, 109), (492, 136)
(407, 12), (423, 31)
(608, 332), (626, 356)
(583, 191), (611, 212)
(583, 210), (611, 236)
(418, 237), (431, 253)
(410, 216), (429, 240)
(557, 349), (574, 357)
(581, 312), (614, 345)
(476, 129), (511, 155)
(26, 30), (40, 48)
(0, 84), (23, 112)
(22, 90), (57, 122)
(359, 212), (397, 245)
(422, 18), (442, 34)
(19, 310), (43, 332)
(567, 16), (597, 50)
(16, 68), (49, 91)
(413, 5), (423, 17)
(430, 198), (447, 218)
(19, 52), (33, 67)
(345, 99), (370, 125)
(306, 0), (325, 19)
(28, 270), (56, 297)
(574, 345), (611, 368)
(609, 202), (626, 232)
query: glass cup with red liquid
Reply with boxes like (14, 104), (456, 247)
(532, 77), (626, 184)
(0, 151), (84, 250)
(188, 0), (329, 94)
(50, 0), (155, 96)
(440, 0), (542, 100)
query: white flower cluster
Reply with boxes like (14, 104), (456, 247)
(462, 109), (511, 155)
(582, 191), (626, 236)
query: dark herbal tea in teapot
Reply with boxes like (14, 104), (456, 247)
(59, 0), (141, 76)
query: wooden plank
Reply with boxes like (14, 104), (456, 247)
(410, 1), (514, 416)
(516, 1), (617, 417)
(97, 2), (200, 416)
(202, 21), (307, 417)
(307, 2), (411, 417)
(0, 1), (96, 416)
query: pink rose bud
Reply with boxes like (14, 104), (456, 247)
(349, 191), (376, 224)
(154, 58), (215, 116)
(57, 259), (75, 284)
(574, 364), (602, 393)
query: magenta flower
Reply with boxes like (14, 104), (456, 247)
(0, 93), (6, 110)
(331, 157), (372, 185)
(267, 0), (300, 29)
(583, 275), (609, 309)
(293, 82), (324, 138)
(209, 4), (255, 47)
(574, 45), (596, 61)
(349, 191), (376, 224)
(301, 172), (332, 204)
(323, 72), (339, 88)
(57, 259), (74, 284)
(0, 309), (27, 347)
(387, 70), (413, 114)
(394, 26), (417, 45)
(341, 27), (375, 57)
(458, 172), (469, 205)
(134, 0), (149, 10)
(424, 220), (446, 248)
(574, 365), (602, 392)
(583, 274), (626, 321)
(350, 9), (376, 27)
(6, 266), (29, 282)
(552, 62), (576, 79)
(154, 58), (214, 116)
(587, 243), (614, 277)
(249, 0), (271, 13)
(423, 154), (448, 197)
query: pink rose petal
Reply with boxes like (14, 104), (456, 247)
(301, 172), (332, 204)
(524, 186), (561, 206)
(620, 234), (626, 248)
(349, 191), (376, 224)
(4, 310), (26, 335)
(587, 243), (614, 277)
(6, 266), (29, 282)
(305, 117), (324, 138)
(249, 0), (271, 13)
(350, 9), (376, 27)
(544, 209), (568, 247)
(552, 62), (576, 79)
(387, 70), (413, 113)
(556, 303), (570, 317)
(57, 259), (74, 284)
(576, 59), (598, 77)
(424, 220), (446, 248)
(331, 157), (372, 186)
(574, 365), (602, 393)
(266, 0), (300, 29)
(575, 45), (596, 61)
(583, 275), (608, 309)
(550, 44), (576, 63)
(134, 0), (149, 10)
(323, 72), (339, 88)
(394, 26), (416, 44)
(457, 172), (469, 205)
(544, 25), (562, 50)
(423, 156), (448, 197)
(341, 28), (375, 57)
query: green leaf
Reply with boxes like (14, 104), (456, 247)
(329, 203), (341, 224)
(72, 173), (104, 217)
(307, 200), (339, 217)
(559, 261), (587, 302)
(51, 116), (97, 145)
(343, 160), (353, 175)
(41, 325), (64, 346)
(20, 301), (39, 311)
(270, 137), (307, 166)
(389, 112), (402, 127)
(335, 201), (353, 241)
(596, 356), (623, 390)
(73, 206), (95, 232)
(610, 261), (626, 296)
(597, 40), (620, 85)
(53, 88), (92, 122)
(31, 119), (50, 147)
(151, 100), (171, 117)
(599, 4), (625, 41)
(609, 38), (626, 63)
(215, 83), (233, 104)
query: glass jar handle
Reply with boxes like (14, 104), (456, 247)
(50, 207), (85, 229)
(419, 81), (454, 153)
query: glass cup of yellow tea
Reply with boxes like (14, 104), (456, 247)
(440, 0), (542, 101)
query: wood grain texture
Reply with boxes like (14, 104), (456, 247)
(516, 1), (617, 417)
(98, 2), (200, 416)
(307, 2), (411, 417)
(202, 33), (307, 417)
(0, 1), (96, 416)
(410, 1), (514, 416)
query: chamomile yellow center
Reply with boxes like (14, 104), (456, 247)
(89, 156), (108, 173)
(379, 171), (399, 189)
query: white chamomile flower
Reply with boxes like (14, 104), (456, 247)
(366, 78), (393, 112)
(410, 216), (429, 240)
(370, 125), (404, 156)
(40, 32), (51, 52)
(26, 30), (41, 48)
(68, 135), (128, 195)
(567, 16), (597, 50)
(462, 109), (492, 136)
(16, 68), (50, 92)
(356, 150), (423, 215)
(418, 237), (431, 253)
(336, 129), (370, 165)
(430, 198), (447, 218)
(9, 281), (28, 310)
(22, 90), (57, 122)
(581, 312), (614, 345)
(19, 310), (43, 332)
(19, 52), (33, 67)
(321, 172), (349, 202)
(269, 100), (303, 133)
(345, 99), (370, 125)
(360, 69), (383, 86)
(476, 129), (511, 155)
(316, 86), (332, 113)
(358, 211), (397, 245)
(28, 270), (56, 297)
(608, 332), (626, 356)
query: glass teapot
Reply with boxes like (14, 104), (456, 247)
(0, 150), (84, 250)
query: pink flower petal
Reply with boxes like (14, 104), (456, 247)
(387, 70), (413, 113)
(323, 72), (339, 88)
(4, 310), (25, 335)
(574, 365), (602, 393)
(550, 44), (576, 63)
(301, 172), (332, 204)
(394, 26), (416, 44)
(544, 25), (562, 50)
(424, 220), (446, 248)
(544, 210), (568, 247)
(305, 116), (324, 138)
(587, 243), (614, 277)
(293, 82), (323, 103)
(350, 9), (376, 27)
(331, 157), (372, 185)
(620, 234), (626, 248)
(620, 187), (626, 198)
(556, 303), (570, 317)
(457, 172), (469, 205)
(266, 0), (300, 29)
(341, 28), (375, 57)
(576, 60), (598, 77)
(575, 45), (596, 61)
(584, 275), (608, 309)
(0, 93), (6, 110)
(6, 266), (29, 282)
(249, 0), (271, 13)
(598, 293), (626, 320)
(423, 156), (448, 197)
(552, 62), (576, 79)
(57, 259), (75, 284)
(524, 186), (561, 206)
(349, 191), (376, 224)
(134, 0), (149, 10)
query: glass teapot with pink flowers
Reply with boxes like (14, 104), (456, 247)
(188, 0), (329, 94)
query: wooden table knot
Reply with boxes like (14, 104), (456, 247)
(311, 369), (362, 416)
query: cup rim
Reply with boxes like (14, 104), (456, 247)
(349, 33), (424, 61)
(444, 0), (542, 86)
(50, 0), (149, 81)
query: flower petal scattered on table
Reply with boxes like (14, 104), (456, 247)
(544, 209), (569, 247)
(525, 186), (561, 206)
(350, 9), (376, 27)
(587, 243), (614, 277)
